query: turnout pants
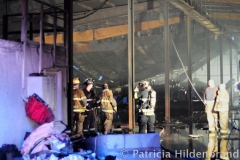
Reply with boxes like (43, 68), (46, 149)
(138, 114), (155, 133)
(219, 111), (229, 134)
(83, 109), (96, 133)
(73, 112), (85, 134)
(205, 101), (218, 131)
(101, 112), (113, 134)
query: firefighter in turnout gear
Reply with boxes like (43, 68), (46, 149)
(73, 78), (87, 135)
(214, 83), (229, 135)
(82, 78), (96, 135)
(134, 80), (156, 133)
(204, 79), (218, 132)
(97, 83), (117, 135)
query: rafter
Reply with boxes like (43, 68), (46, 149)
(198, 0), (240, 5)
(74, 39), (127, 52)
(73, 0), (94, 10)
(99, 0), (115, 7)
(73, 1), (162, 25)
(75, 52), (112, 81)
(211, 12), (240, 21)
(96, 51), (121, 76)
(34, 17), (180, 43)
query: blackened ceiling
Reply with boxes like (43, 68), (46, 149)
(1, 0), (240, 87)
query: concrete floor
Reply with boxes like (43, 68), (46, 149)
(111, 98), (240, 160)
(158, 122), (240, 160)
(14, 102), (240, 160)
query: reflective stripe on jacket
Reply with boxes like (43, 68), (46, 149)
(73, 89), (87, 112)
(134, 87), (156, 114)
(83, 88), (96, 109)
(97, 89), (117, 112)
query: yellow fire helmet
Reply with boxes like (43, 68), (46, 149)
(73, 78), (80, 84)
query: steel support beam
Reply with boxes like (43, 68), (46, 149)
(65, 0), (73, 131)
(187, 16), (192, 133)
(29, 14), (33, 40)
(220, 37), (223, 83)
(128, 0), (135, 130)
(237, 54), (239, 82)
(2, 15), (8, 40)
(206, 30), (210, 81)
(229, 42), (233, 107)
(39, 3), (43, 73)
(53, 9), (57, 66)
(21, 0), (28, 42)
(21, 0), (28, 89)
(164, 0), (170, 122)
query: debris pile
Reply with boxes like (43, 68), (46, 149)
(20, 121), (97, 160)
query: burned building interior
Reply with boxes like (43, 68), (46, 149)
(0, 0), (240, 159)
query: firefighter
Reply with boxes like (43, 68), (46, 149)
(97, 83), (117, 135)
(214, 83), (229, 135)
(73, 78), (87, 135)
(204, 79), (218, 132)
(82, 78), (96, 135)
(134, 80), (156, 133)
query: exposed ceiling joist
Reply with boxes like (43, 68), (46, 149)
(79, 52), (113, 81)
(74, 40), (126, 52)
(211, 12), (240, 21)
(169, 0), (240, 53)
(34, 17), (180, 43)
(73, 34), (164, 52)
(73, 1), (162, 25)
(225, 24), (240, 31)
(77, 3), (93, 10)
(199, 0), (240, 5)
(169, 0), (223, 36)
(99, 0), (115, 7)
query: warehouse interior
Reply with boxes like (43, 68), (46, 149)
(0, 0), (240, 159)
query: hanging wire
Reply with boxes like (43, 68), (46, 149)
(169, 33), (204, 102)
(73, 0), (108, 21)
(158, 1), (205, 103)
